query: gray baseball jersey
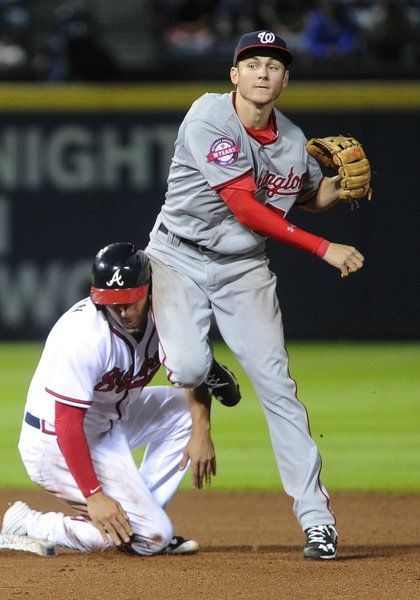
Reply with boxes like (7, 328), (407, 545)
(160, 92), (322, 254)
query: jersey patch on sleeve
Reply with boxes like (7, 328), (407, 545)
(207, 137), (239, 167)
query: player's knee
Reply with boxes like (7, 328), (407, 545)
(130, 513), (174, 555)
(150, 516), (174, 554)
(168, 354), (212, 388)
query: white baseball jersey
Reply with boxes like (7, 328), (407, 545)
(19, 297), (193, 555)
(24, 298), (160, 432)
(160, 92), (322, 254)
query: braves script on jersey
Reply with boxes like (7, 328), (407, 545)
(25, 298), (160, 432)
(160, 92), (322, 254)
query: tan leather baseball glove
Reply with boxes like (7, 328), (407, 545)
(306, 136), (372, 203)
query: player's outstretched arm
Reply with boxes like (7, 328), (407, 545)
(219, 179), (365, 277)
(322, 243), (365, 278)
(180, 385), (216, 489)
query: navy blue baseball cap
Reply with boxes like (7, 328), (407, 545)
(233, 31), (292, 66)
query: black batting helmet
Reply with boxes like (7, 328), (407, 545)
(90, 242), (150, 305)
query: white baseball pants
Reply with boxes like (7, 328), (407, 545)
(18, 386), (191, 554)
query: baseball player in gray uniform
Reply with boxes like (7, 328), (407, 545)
(146, 31), (367, 559)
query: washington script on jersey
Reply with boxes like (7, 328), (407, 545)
(256, 166), (303, 198)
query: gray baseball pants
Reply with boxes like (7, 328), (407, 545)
(146, 226), (335, 531)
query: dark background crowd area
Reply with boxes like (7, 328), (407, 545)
(0, 0), (419, 82)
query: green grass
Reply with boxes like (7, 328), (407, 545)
(0, 341), (419, 492)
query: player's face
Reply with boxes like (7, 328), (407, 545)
(230, 56), (289, 107)
(108, 295), (149, 332)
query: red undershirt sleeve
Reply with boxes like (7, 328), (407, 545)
(219, 175), (330, 258)
(55, 401), (102, 498)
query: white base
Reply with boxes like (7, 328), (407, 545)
(0, 533), (58, 557)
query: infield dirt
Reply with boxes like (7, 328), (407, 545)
(0, 489), (418, 599)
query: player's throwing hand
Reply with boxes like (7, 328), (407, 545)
(87, 491), (133, 546)
(322, 243), (365, 278)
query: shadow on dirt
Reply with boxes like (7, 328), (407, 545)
(202, 544), (420, 560)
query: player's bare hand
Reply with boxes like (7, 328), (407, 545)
(180, 433), (216, 489)
(322, 243), (365, 278)
(87, 491), (133, 546)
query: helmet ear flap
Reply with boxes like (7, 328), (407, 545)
(90, 242), (150, 305)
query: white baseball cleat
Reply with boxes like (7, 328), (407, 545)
(1, 501), (58, 557)
(0, 533), (58, 556)
(164, 536), (199, 555)
(1, 501), (34, 536)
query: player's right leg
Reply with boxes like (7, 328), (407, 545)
(16, 419), (174, 555)
(16, 421), (109, 552)
(147, 252), (213, 388)
(147, 238), (241, 407)
(210, 257), (336, 535)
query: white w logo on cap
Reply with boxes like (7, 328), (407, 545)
(257, 31), (275, 44)
(106, 269), (124, 287)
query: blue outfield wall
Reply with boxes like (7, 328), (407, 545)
(0, 83), (419, 339)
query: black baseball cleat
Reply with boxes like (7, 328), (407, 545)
(303, 525), (338, 560)
(164, 536), (199, 555)
(205, 360), (241, 407)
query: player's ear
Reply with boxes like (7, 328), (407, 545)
(282, 69), (289, 90)
(230, 66), (239, 86)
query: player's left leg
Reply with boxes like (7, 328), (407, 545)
(210, 256), (336, 533)
(123, 385), (192, 508)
